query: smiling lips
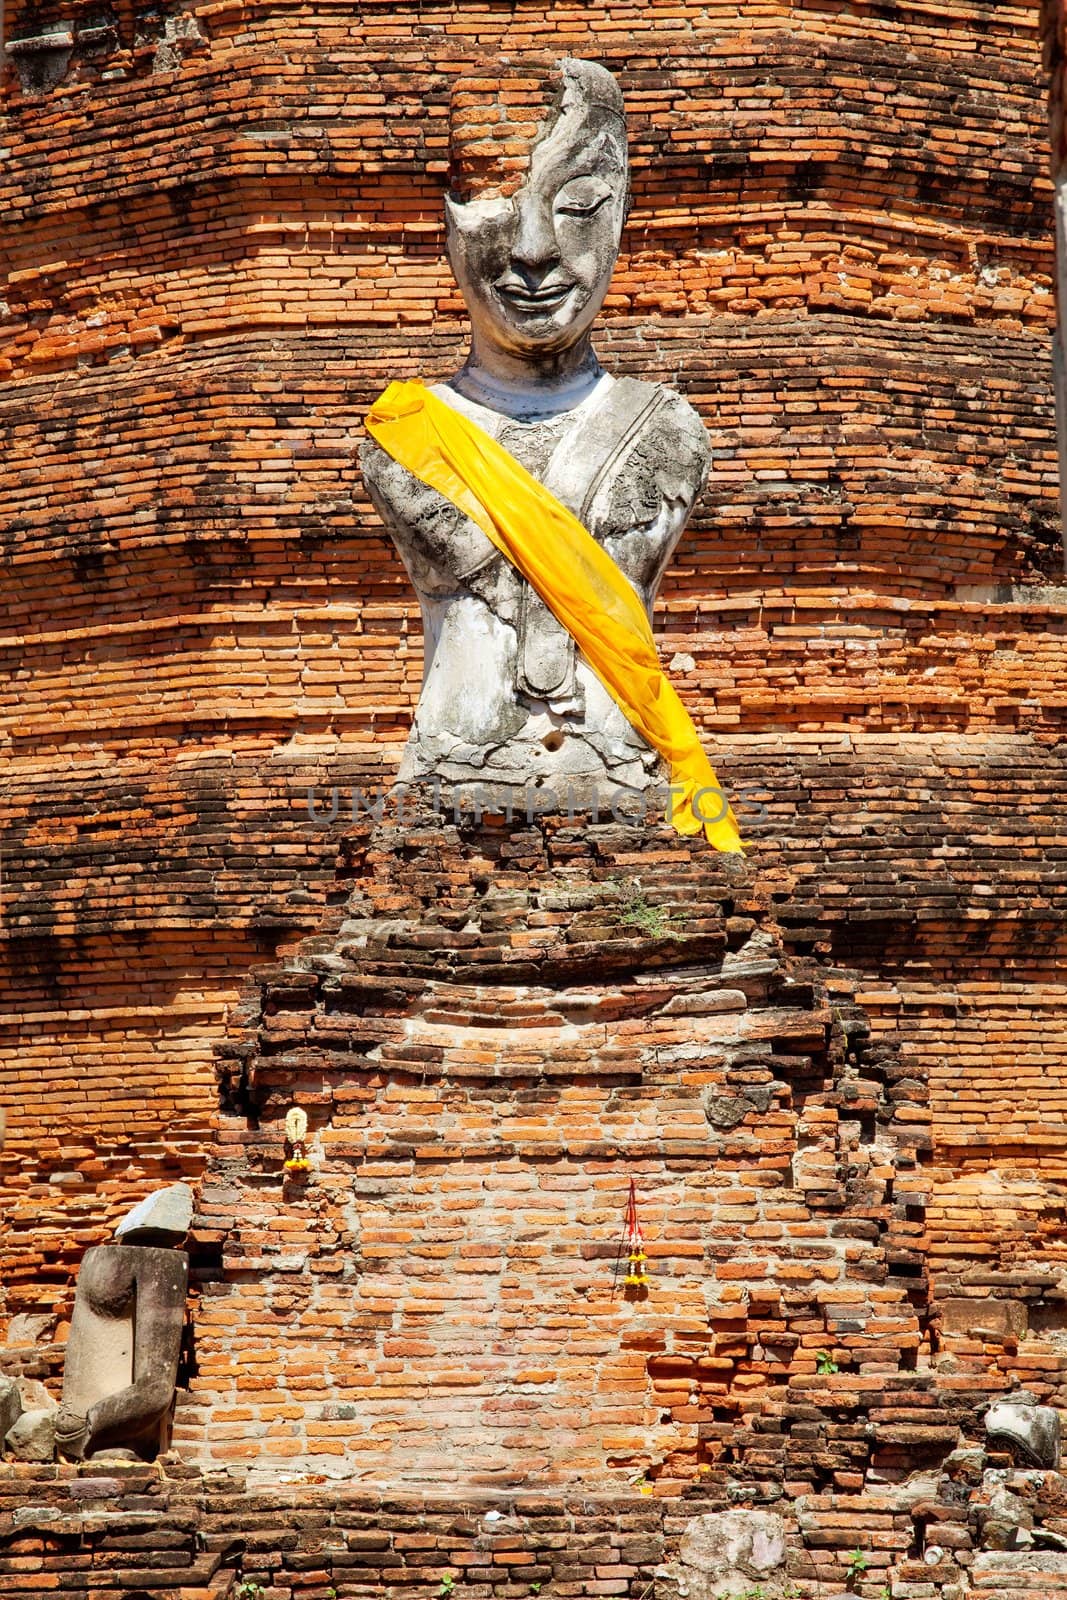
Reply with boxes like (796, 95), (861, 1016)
(496, 279), (575, 313)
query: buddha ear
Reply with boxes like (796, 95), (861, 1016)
(443, 193), (464, 277)
(443, 193), (466, 276)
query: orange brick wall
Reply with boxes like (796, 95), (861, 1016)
(1, 0), (1066, 1492)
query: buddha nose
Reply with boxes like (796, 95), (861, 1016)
(510, 194), (560, 279)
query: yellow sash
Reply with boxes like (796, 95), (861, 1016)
(365, 380), (744, 854)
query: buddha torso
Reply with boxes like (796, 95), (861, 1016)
(360, 371), (711, 801)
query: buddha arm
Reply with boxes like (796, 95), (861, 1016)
(598, 388), (712, 604)
(361, 436), (518, 618)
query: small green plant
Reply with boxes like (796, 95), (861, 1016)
(326, 1589), (338, 1600)
(615, 879), (673, 938)
(439, 1576), (455, 1599)
(235, 1583), (263, 1600)
(847, 1549), (870, 1581)
(815, 1350), (839, 1375)
(529, 1585), (542, 1595)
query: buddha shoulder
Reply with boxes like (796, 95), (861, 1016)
(639, 381), (711, 491)
(593, 380), (711, 531)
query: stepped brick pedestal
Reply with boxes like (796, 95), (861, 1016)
(179, 810), (931, 1496)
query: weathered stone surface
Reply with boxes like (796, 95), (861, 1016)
(977, 1481), (1034, 1550)
(114, 1184), (194, 1246)
(4, 1314), (53, 1348)
(941, 1297), (1029, 1341)
(58, 1246), (188, 1462)
(657, 1510), (788, 1599)
(0, 1377), (22, 1444)
(663, 989), (748, 1017)
(986, 1393), (1062, 1469)
(5, 1408), (55, 1462)
(973, 1549), (1067, 1584)
(702, 1086), (773, 1129)
(16, 1379), (54, 1412)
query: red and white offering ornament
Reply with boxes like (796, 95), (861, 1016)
(614, 1177), (649, 1293)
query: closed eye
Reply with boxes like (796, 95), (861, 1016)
(556, 194), (612, 218)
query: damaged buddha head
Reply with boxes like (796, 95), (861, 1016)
(445, 58), (629, 366)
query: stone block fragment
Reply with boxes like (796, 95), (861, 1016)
(4, 1313), (54, 1347)
(5, 1407), (55, 1461)
(985, 1390), (1061, 1469)
(115, 1183), (194, 1245)
(0, 1374), (22, 1441)
(17, 1378), (55, 1411)
(941, 1296), (1028, 1341)
(657, 1509), (788, 1599)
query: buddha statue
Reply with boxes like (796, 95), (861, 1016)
(360, 57), (714, 810)
(54, 1184), (191, 1461)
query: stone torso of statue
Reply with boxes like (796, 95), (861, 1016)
(55, 1186), (191, 1462)
(360, 57), (712, 801)
(362, 374), (709, 794)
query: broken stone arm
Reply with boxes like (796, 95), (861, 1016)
(361, 437), (516, 614)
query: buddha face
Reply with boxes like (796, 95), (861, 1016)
(445, 64), (628, 362)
